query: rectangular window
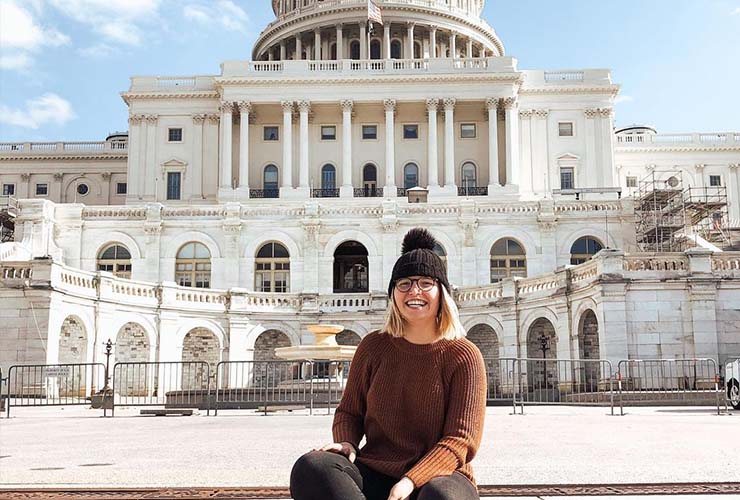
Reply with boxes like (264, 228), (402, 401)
(362, 125), (377, 140)
(2, 184), (14, 196)
(166, 172), (181, 200)
(460, 123), (476, 139)
(35, 183), (48, 196)
(264, 126), (279, 141)
(403, 124), (419, 139)
(116, 182), (127, 194)
(321, 125), (336, 140)
(168, 128), (183, 142)
(709, 175), (722, 187)
(626, 176), (637, 188)
(560, 167), (574, 190)
(558, 122), (574, 137)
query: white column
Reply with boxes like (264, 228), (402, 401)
(443, 98), (456, 191)
(466, 38), (473, 58)
(237, 102), (251, 197)
(429, 26), (437, 58)
(600, 108), (615, 186)
(191, 114), (205, 200)
(730, 164), (740, 220)
(298, 100), (310, 192)
(383, 99), (397, 197)
(144, 114), (157, 199)
(295, 34), (302, 60)
(336, 24), (344, 60)
(218, 102), (233, 196)
(384, 24), (391, 59)
(695, 164), (706, 188)
(314, 29), (321, 60)
(280, 40), (286, 60)
(407, 23), (415, 59)
(450, 32), (457, 58)
(360, 23), (367, 59)
(281, 101), (293, 190)
(126, 115), (141, 201)
(504, 97), (520, 187)
(486, 98), (500, 190)
(426, 99), (439, 189)
(584, 109), (597, 189)
(340, 100), (354, 197)
(532, 110), (550, 195)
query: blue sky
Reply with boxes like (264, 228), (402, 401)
(1, 0), (739, 142)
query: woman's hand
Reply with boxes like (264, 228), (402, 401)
(387, 476), (414, 500)
(312, 442), (357, 463)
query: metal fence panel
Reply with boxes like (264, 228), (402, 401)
(111, 361), (211, 416)
(617, 358), (722, 415)
(5, 363), (105, 417)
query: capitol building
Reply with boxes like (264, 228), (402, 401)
(1, 0), (739, 383)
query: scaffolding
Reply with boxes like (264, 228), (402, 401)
(635, 171), (731, 252)
(0, 196), (17, 243)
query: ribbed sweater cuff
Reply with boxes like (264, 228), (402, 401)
(404, 444), (459, 488)
(332, 419), (362, 450)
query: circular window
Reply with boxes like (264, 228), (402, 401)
(666, 176), (680, 188)
(77, 183), (89, 196)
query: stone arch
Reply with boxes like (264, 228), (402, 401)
(164, 231), (222, 259)
(519, 307), (560, 348)
(525, 317), (559, 391)
(63, 175), (103, 201)
(181, 327), (220, 390)
(466, 323), (501, 399)
(85, 232), (142, 261)
(114, 322), (151, 396)
(254, 329), (293, 361)
(58, 315), (87, 397)
(244, 230), (302, 259)
(323, 230), (380, 258)
(577, 309), (600, 391)
(253, 329), (297, 385)
(333, 240), (369, 293)
(336, 329), (361, 346)
(558, 228), (611, 262)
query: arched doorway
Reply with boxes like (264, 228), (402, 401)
(254, 329), (296, 384)
(333, 241), (369, 293)
(58, 315), (87, 396)
(526, 318), (558, 391)
(114, 322), (150, 396)
(336, 330), (361, 346)
(370, 39), (381, 59)
(362, 164), (378, 197)
(467, 324), (500, 398)
(570, 237), (604, 265)
(578, 310), (600, 391)
(181, 328), (220, 390)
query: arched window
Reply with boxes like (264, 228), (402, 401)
(370, 39), (381, 59)
(256, 242), (290, 292)
(176, 242), (211, 288)
(461, 162), (477, 190)
(333, 241), (369, 293)
(404, 163), (419, 190)
(263, 164), (279, 197)
(570, 237), (603, 265)
(490, 238), (527, 283)
(321, 164), (336, 190)
(433, 242), (447, 270)
(390, 40), (402, 59)
(350, 40), (360, 60)
(362, 164), (377, 197)
(97, 244), (132, 278)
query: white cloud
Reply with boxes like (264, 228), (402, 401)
(183, 1), (249, 31)
(47, 0), (163, 46)
(732, 7), (740, 15)
(0, 53), (32, 70)
(77, 43), (117, 59)
(0, 93), (76, 130)
(614, 95), (634, 104)
(0, 0), (69, 50)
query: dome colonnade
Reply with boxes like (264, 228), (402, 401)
(256, 0), (503, 62)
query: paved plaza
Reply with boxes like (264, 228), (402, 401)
(0, 405), (738, 498)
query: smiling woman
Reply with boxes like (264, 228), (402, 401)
(290, 228), (487, 500)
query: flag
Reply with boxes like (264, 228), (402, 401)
(368, 0), (383, 25)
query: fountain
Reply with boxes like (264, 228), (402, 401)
(274, 324), (357, 361)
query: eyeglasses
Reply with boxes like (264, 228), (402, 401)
(395, 277), (437, 293)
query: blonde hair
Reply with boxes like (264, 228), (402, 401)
(382, 284), (466, 341)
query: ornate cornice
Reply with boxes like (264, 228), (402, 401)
(519, 85), (620, 96)
(121, 91), (220, 104)
(215, 72), (523, 87)
(0, 154), (127, 161)
(616, 145), (740, 153)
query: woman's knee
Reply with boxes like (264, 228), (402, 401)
(290, 451), (338, 482)
(416, 474), (478, 500)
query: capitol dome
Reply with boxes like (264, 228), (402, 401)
(255, 0), (504, 62)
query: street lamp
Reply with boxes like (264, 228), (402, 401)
(536, 332), (551, 389)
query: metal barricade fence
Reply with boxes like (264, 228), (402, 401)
(725, 358), (740, 410)
(506, 358), (616, 415)
(0, 367), (6, 415)
(6, 363), (105, 417)
(616, 358), (723, 415)
(111, 361), (212, 416)
(215, 360), (314, 415)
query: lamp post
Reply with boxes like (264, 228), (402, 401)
(536, 332), (551, 389)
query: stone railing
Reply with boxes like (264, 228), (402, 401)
(455, 285), (503, 306)
(0, 263), (33, 280)
(517, 272), (565, 296)
(317, 293), (388, 312)
(522, 69), (612, 87)
(616, 133), (740, 147)
(712, 254), (740, 272)
(623, 254), (689, 272)
(0, 141), (127, 154)
(82, 207), (148, 219)
(570, 260), (599, 283)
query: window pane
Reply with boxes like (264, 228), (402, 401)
(273, 243), (289, 258)
(321, 165), (336, 189)
(560, 168), (574, 190)
(403, 125), (418, 139)
(559, 122), (574, 137)
(404, 164), (418, 189)
(193, 243), (210, 259)
(168, 128), (183, 142)
(362, 125), (377, 139)
(3, 184), (15, 196)
(461, 124), (476, 138)
(178, 243), (194, 259)
(116, 182), (127, 194)
(321, 126), (336, 140)
(167, 172), (181, 200)
(264, 126), (279, 141)
(626, 177), (637, 188)
(36, 184), (48, 195)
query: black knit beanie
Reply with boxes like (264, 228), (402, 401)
(388, 228), (450, 297)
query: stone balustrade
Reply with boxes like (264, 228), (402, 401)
(623, 254), (689, 272)
(616, 132), (740, 147)
(0, 141), (127, 155)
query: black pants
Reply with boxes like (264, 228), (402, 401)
(290, 451), (479, 500)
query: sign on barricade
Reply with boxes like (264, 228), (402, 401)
(5, 363), (105, 417)
(725, 358), (740, 410)
(111, 361), (212, 417)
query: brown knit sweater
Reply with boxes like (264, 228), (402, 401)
(332, 330), (487, 489)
